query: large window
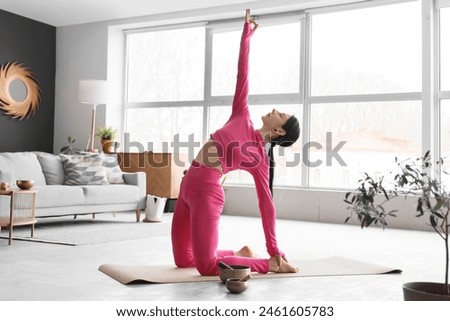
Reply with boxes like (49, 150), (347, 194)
(125, 18), (303, 187)
(212, 22), (301, 96)
(126, 26), (205, 102)
(125, 26), (206, 158)
(123, 0), (447, 191)
(125, 107), (203, 155)
(309, 102), (421, 188)
(311, 1), (421, 96)
(308, 0), (422, 188)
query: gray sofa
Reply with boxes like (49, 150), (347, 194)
(0, 152), (146, 221)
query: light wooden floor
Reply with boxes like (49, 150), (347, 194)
(0, 212), (444, 301)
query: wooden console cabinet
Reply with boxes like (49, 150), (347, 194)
(117, 152), (188, 199)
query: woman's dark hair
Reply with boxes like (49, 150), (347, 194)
(268, 115), (300, 195)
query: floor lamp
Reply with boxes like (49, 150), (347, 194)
(78, 80), (109, 152)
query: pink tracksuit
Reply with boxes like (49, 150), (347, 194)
(171, 22), (283, 276)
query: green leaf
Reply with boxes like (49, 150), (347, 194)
(430, 215), (437, 227)
(433, 212), (444, 219)
(416, 198), (423, 215)
(388, 210), (398, 217)
(381, 186), (389, 201)
(433, 199), (444, 211)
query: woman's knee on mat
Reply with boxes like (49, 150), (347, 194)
(195, 259), (219, 276)
(174, 255), (195, 268)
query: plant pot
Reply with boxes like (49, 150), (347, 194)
(101, 139), (115, 153)
(403, 282), (450, 301)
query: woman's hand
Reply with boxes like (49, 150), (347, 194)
(269, 255), (299, 273)
(245, 9), (258, 31)
(275, 254), (289, 267)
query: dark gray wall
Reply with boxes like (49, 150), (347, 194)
(0, 9), (56, 152)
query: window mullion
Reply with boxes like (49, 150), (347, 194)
(309, 92), (422, 104)
(422, 0), (439, 167)
(203, 28), (213, 143)
(124, 101), (204, 108)
(301, 13), (312, 188)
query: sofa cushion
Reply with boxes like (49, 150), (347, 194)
(61, 154), (109, 185)
(102, 155), (125, 184)
(81, 185), (139, 205)
(35, 152), (65, 185)
(0, 157), (14, 184)
(34, 185), (86, 208)
(0, 152), (46, 186)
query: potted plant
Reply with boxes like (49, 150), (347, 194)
(344, 151), (450, 300)
(96, 126), (117, 153)
(60, 136), (80, 155)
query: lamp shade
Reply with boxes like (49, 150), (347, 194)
(78, 80), (109, 104)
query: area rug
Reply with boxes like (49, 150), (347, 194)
(99, 256), (402, 285)
(0, 214), (170, 246)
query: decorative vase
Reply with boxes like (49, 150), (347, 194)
(0, 181), (10, 190)
(403, 282), (450, 301)
(101, 139), (115, 153)
(143, 194), (167, 223)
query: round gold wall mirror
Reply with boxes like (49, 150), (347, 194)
(0, 61), (41, 120)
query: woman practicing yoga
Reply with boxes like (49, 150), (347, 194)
(171, 9), (300, 276)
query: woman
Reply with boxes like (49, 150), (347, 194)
(171, 9), (300, 276)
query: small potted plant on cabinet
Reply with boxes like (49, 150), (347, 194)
(96, 126), (117, 153)
(344, 151), (449, 300)
(60, 136), (80, 155)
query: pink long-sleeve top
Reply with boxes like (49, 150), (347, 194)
(211, 22), (284, 258)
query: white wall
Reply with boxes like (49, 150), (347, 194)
(223, 185), (430, 231)
(55, 22), (109, 152)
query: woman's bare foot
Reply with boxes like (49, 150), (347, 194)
(269, 256), (299, 273)
(235, 245), (256, 258)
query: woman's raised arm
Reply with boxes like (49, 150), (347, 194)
(231, 9), (258, 117)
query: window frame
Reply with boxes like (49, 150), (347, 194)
(438, 2), (450, 182)
(122, 0), (445, 190)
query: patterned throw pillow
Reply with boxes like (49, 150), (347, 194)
(60, 154), (109, 185)
(102, 155), (125, 184)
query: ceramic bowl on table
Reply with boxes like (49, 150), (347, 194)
(16, 180), (34, 190)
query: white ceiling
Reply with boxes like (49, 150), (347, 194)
(0, 0), (355, 27)
(0, 0), (261, 27)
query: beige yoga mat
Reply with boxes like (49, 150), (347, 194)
(99, 256), (401, 285)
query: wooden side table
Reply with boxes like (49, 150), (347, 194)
(0, 189), (37, 245)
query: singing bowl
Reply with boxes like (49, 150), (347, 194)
(16, 179), (34, 190)
(219, 265), (250, 284)
(226, 278), (249, 294)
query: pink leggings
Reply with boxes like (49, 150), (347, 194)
(171, 161), (270, 276)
